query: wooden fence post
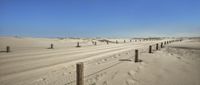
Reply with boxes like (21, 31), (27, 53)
(124, 40), (126, 43)
(135, 49), (139, 62)
(161, 42), (163, 48)
(116, 40), (118, 44)
(156, 43), (159, 50)
(76, 42), (81, 47)
(94, 42), (97, 45)
(106, 41), (109, 45)
(76, 62), (84, 85)
(6, 46), (10, 53)
(50, 44), (54, 49)
(149, 45), (152, 53)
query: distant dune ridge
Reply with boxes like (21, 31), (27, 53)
(0, 36), (199, 85)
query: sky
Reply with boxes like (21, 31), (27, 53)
(0, 0), (200, 38)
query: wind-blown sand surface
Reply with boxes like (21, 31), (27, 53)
(133, 39), (200, 85)
(0, 37), (199, 85)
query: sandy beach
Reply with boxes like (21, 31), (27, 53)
(0, 37), (199, 85)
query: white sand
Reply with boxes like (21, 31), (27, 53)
(0, 37), (199, 85)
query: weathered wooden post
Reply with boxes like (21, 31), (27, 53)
(76, 62), (84, 85)
(161, 42), (163, 48)
(164, 41), (166, 45)
(149, 45), (152, 53)
(106, 41), (109, 45)
(130, 40), (132, 42)
(135, 49), (139, 62)
(50, 44), (54, 49)
(94, 42), (97, 45)
(124, 40), (126, 43)
(76, 42), (81, 47)
(6, 46), (10, 53)
(156, 43), (159, 50)
(116, 40), (118, 44)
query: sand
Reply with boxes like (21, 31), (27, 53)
(0, 37), (199, 85)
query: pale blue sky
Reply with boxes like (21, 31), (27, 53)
(0, 0), (200, 37)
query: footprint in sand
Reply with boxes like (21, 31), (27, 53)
(34, 77), (48, 85)
(126, 79), (136, 85)
(128, 70), (136, 79)
(36, 77), (46, 82)
(87, 78), (96, 85)
(126, 70), (140, 85)
(95, 74), (100, 81)
(101, 59), (107, 62)
(112, 56), (117, 58)
(176, 56), (182, 60)
(103, 81), (108, 85)
(63, 67), (68, 70)
(96, 62), (101, 65)
(104, 58), (108, 61)
(135, 62), (146, 71)
(111, 71), (118, 80)
(100, 72), (106, 77)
